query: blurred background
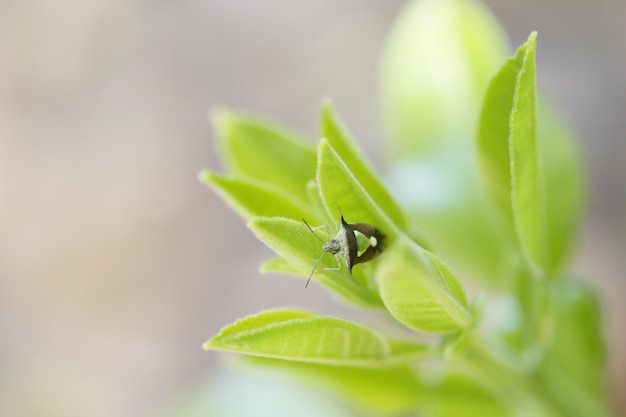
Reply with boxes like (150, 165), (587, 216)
(0, 0), (624, 416)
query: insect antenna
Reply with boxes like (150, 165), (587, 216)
(302, 218), (325, 243)
(305, 252), (325, 288)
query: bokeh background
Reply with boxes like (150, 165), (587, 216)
(1, 0), (624, 416)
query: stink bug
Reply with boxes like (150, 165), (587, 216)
(302, 216), (385, 287)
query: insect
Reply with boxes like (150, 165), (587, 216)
(302, 216), (386, 287)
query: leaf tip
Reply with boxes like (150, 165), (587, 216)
(258, 257), (277, 274)
(245, 217), (260, 232)
(197, 169), (214, 184)
(202, 338), (216, 351)
(523, 31), (537, 53)
(320, 96), (334, 111)
(246, 216), (278, 236)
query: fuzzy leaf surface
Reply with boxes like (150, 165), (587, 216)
(320, 100), (406, 229)
(378, 240), (473, 333)
(212, 108), (316, 202)
(377, 240), (473, 333)
(478, 32), (562, 274)
(508, 32), (545, 272)
(200, 171), (313, 221)
(317, 139), (399, 241)
(205, 309), (399, 367)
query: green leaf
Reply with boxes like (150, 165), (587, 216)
(243, 356), (422, 416)
(539, 101), (586, 271)
(537, 280), (610, 417)
(248, 217), (382, 308)
(419, 373), (507, 417)
(212, 108), (316, 202)
(477, 43), (524, 235)
(316, 139), (399, 240)
(478, 32), (553, 274)
(380, 0), (516, 288)
(305, 180), (332, 226)
(320, 100), (407, 229)
(423, 250), (469, 308)
(477, 33), (585, 280)
(508, 32), (546, 273)
(209, 308), (315, 339)
(205, 309), (395, 367)
(259, 257), (301, 276)
(377, 239), (473, 333)
(199, 171), (313, 221)
(386, 339), (432, 364)
(381, 0), (508, 156)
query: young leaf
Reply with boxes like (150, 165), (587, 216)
(248, 216), (383, 308)
(478, 32), (552, 274)
(243, 356), (423, 415)
(508, 32), (546, 273)
(320, 100), (407, 229)
(211, 108), (316, 202)
(199, 171), (313, 221)
(477, 43), (523, 234)
(418, 372), (507, 417)
(211, 308), (315, 339)
(316, 139), (399, 240)
(205, 309), (393, 367)
(377, 240), (473, 333)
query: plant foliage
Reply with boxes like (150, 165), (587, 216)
(199, 1), (610, 416)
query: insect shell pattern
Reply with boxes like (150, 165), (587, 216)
(303, 216), (385, 288)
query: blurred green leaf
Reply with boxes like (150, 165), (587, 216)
(378, 239), (473, 333)
(537, 280), (610, 417)
(539, 101), (586, 271)
(199, 171), (314, 221)
(243, 356), (422, 416)
(259, 257), (301, 276)
(380, 0), (517, 288)
(418, 373), (507, 417)
(158, 371), (356, 417)
(205, 309), (423, 367)
(381, 0), (508, 156)
(212, 108), (316, 202)
(320, 100), (407, 229)
(390, 152), (518, 288)
(248, 217), (382, 307)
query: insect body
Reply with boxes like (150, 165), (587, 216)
(303, 216), (385, 287)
